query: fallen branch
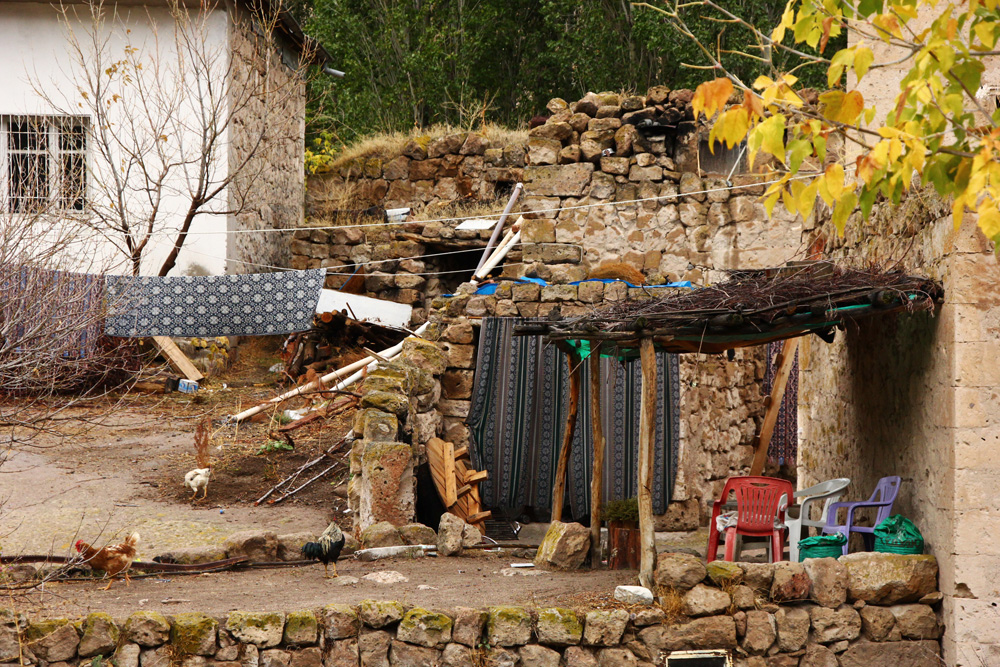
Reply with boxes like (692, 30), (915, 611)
(254, 433), (352, 506)
(268, 460), (343, 505)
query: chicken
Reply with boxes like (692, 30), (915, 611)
(74, 532), (140, 590)
(184, 467), (212, 500)
(300, 521), (345, 578)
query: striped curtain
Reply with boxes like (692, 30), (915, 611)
(764, 340), (799, 466)
(466, 317), (680, 522)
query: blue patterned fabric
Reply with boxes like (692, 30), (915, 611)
(105, 269), (325, 338)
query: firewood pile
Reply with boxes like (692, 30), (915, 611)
(281, 311), (407, 383)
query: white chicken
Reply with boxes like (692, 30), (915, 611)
(184, 467), (212, 500)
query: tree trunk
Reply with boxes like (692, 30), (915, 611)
(638, 337), (657, 589)
(589, 342), (606, 568)
(551, 350), (581, 522)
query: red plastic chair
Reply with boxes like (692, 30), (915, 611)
(707, 476), (795, 563)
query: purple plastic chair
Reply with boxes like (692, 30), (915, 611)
(822, 476), (901, 555)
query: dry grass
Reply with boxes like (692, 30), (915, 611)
(407, 193), (508, 224)
(655, 585), (687, 624)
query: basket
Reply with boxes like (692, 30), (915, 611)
(798, 533), (847, 561)
(874, 515), (924, 555)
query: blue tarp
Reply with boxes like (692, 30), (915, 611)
(459, 276), (693, 296)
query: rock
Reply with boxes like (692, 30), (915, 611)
(596, 648), (639, 667)
(388, 639), (439, 666)
(889, 604), (940, 639)
(26, 623), (80, 662)
(441, 642), (475, 667)
(770, 562), (811, 602)
(838, 640), (941, 667)
(398, 523), (437, 546)
(732, 585), (757, 610)
(774, 607), (809, 652)
(360, 391), (408, 416)
(486, 607), (532, 647)
(78, 613), (120, 658)
(115, 643), (141, 667)
(402, 139), (428, 160)
(547, 98), (569, 113)
(322, 605), (361, 640)
(582, 610), (629, 646)
(523, 164), (594, 197)
(438, 513), (466, 556)
(638, 616), (737, 653)
(452, 608), (487, 647)
(740, 610), (775, 655)
(226, 612), (284, 648)
(799, 644), (838, 667)
(841, 553), (938, 604)
(276, 534), (314, 562)
(360, 630), (392, 667)
(261, 649), (291, 667)
(327, 638), (359, 667)
(460, 133), (490, 155)
(125, 612), (171, 647)
(564, 647), (599, 667)
(528, 137), (562, 165)
(155, 545), (229, 564)
(461, 523), (482, 547)
(223, 530), (279, 562)
(360, 443), (415, 528)
(809, 605), (862, 643)
(738, 563), (775, 592)
(362, 571), (408, 584)
(290, 647), (322, 667)
(804, 557), (848, 608)
(397, 608), (453, 648)
(282, 611), (318, 646)
(427, 133), (465, 158)
(860, 605), (895, 641)
(140, 645), (172, 667)
(706, 561), (743, 586)
(170, 613), (217, 656)
(534, 521), (590, 570)
(535, 608), (582, 646)
(362, 521), (406, 548)
(401, 337), (449, 375)
(613, 586), (654, 605)
(518, 644), (561, 667)
(335, 575), (360, 586)
(485, 647), (520, 667)
(359, 600), (405, 629)
(682, 584), (731, 617)
(654, 552), (707, 591)
(632, 609), (665, 627)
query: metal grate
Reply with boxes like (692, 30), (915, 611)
(2, 114), (88, 213)
(665, 650), (731, 666)
(483, 519), (520, 542)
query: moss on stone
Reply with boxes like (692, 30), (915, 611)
(360, 390), (409, 416)
(82, 613), (119, 643)
(400, 608), (453, 634)
(359, 600), (405, 627)
(487, 606), (531, 632)
(26, 618), (72, 641)
(283, 611), (318, 645)
(226, 611), (283, 634)
(170, 612), (218, 655)
(537, 608), (582, 637)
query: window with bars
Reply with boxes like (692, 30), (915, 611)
(1, 115), (87, 213)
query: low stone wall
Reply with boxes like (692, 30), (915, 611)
(1, 553), (941, 667)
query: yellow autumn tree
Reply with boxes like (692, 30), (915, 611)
(643, 0), (1000, 242)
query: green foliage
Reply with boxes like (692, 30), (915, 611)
(257, 440), (294, 455)
(305, 132), (339, 174)
(601, 497), (639, 523)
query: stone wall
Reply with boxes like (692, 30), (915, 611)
(1, 553), (942, 667)
(227, 8), (306, 274)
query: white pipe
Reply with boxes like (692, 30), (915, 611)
(475, 182), (523, 273)
(475, 229), (521, 281)
(229, 322), (429, 423)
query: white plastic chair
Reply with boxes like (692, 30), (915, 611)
(785, 478), (851, 562)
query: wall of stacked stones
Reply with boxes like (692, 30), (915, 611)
(1, 552), (941, 667)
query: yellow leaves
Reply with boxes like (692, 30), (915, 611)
(750, 114), (787, 165)
(854, 46), (874, 81)
(831, 193), (858, 235)
(872, 13), (903, 42)
(754, 75), (803, 108)
(828, 48), (855, 87)
(953, 194), (966, 231)
(977, 200), (1000, 241)
(772, 2), (795, 43)
(975, 21), (999, 49)
(819, 90), (865, 125)
(818, 163), (847, 205)
(692, 78), (733, 120)
(709, 107), (750, 152)
(743, 90), (765, 121)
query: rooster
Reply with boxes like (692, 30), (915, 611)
(74, 532), (140, 590)
(185, 419), (212, 501)
(184, 468), (212, 500)
(301, 521), (345, 578)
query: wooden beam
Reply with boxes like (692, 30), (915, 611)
(750, 337), (800, 476)
(589, 342), (606, 569)
(464, 470), (489, 484)
(152, 336), (204, 382)
(638, 337), (658, 590)
(551, 350), (582, 523)
(443, 440), (457, 507)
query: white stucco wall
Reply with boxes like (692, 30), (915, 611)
(0, 1), (230, 276)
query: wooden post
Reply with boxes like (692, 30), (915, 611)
(551, 350), (581, 523)
(749, 337), (800, 476)
(638, 337), (658, 589)
(589, 343), (606, 568)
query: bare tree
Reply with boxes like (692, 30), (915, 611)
(34, 0), (312, 276)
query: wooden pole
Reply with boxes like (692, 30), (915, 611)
(589, 342), (606, 568)
(551, 350), (581, 522)
(749, 337), (800, 476)
(638, 337), (658, 589)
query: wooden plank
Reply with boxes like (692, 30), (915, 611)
(454, 446), (469, 460)
(464, 470), (489, 484)
(551, 350), (582, 522)
(443, 440), (457, 507)
(750, 337), (800, 476)
(151, 336), (204, 382)
(589, 343), (607, 569)
(456, 484), (472, 499)
(467, 510), (492, 524)
(638, 337), (658, 590)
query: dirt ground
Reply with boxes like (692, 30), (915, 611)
(0, 341), (651, 619)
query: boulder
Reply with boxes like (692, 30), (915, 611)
(360, 390), (408, 416)
(486, 607), (532, 647)
(564, 647), (599, 667)
(438, 513), (466, 556)
(401, 337), (448, 375)
(518, 644), (561, 667)
(654, 553), (706, 591)
(809, 605), (862, 643)
(774, 607), (809, 652)
(322, 605), (360, 640)
(361, 521), (406, 549)
(26, 622), (80, 662)
(140, 645), (172, 667)
(427, 134), (465, 158)
(738, 562), (775, 592)
(460, 133), (490, 156)
(841, 553), (938, 604)
(359, 630), (391, 667)
(535, 608), (582, 646)
(595, 648), (638, 667)
(441, 642), (474, 667)
(169, 613), (217, 656)
(838, 640), (942, 667)
(397, 608), (453, 648)
(115, 643), (141, 667)
(799, 644), (838, 667)
(125, 612), (171, 648)
(740, 611), (775, 655)
(290, 646), (322, 667)
(452, 608), (487, 647)
(705, 561), (743, 586)
(889, 604), (941, 639)
(261, 649), (291, 667)
(534, 521), (590, 571)
(155, 545), (229, 565)
(638, 616), (738, 653)
(682, 584), (731, 617)
(804, 557), (848, 608)
(360, 443), (415, 528)
(613, 586), (654, 606)
(582, 610), (629, 646)
(770, 562), (811, 602)
(223, 530), (279, 562)
(282, 611), (318, 646)
(461, 523), (482, 547)
(528, 137), (562, 166)
(225, 612), (285, 648)
(731, 585), (757, 610)
(860, 605), (896, 641)
(79, 613), (120, 658)
(399, 523), (437, 546)
(359, 600), (405, 629)
(485, 647), (520, 667)
(326, 638), (359, 667)
(523, 164), (594, 197)
(276, 534), (315, 562)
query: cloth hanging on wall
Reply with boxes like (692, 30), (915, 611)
(466, 316), (681, 522)
(764, 340), (799, 465)
(105, 269), (325, 338)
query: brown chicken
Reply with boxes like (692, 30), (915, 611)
(74, 532), (140, 590)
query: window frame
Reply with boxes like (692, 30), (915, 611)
(0, 114), (90, 215)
